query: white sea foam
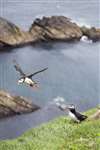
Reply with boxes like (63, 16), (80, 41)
(81, 36), (92, 43)
(53, 96), (65, 103)
(53, 96), (67, 109)
(48, 97), (72, 111)
(48, 96), (66, 106)
(55, 102), (61, 107)
(53, 97), (69, 111)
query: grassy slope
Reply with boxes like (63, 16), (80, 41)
(0, 107), (100, 150)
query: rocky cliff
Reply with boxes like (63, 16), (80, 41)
(0, 90), (40, 119)
(0, 17), (35, 47)
(29, 16), (83, 41)
(0, 16), (100, 49)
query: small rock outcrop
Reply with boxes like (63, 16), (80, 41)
(0, 90), (40, 119)
(30, 16), (83, 41)
(81, 26), (100, 42)
(0, 17), (35, 47)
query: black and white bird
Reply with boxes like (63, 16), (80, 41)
(67, 104), (88, 123)
(55, 100), (87, 123)
(13, 60), (48, 89)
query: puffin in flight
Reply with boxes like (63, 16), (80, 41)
(13, 61), (48, 89)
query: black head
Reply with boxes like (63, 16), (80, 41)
(68, 104), (76, 113)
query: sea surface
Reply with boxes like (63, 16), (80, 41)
(0, 0), (99, 139)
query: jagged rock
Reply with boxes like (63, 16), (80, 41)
(0, 90), (40, 119)
(0, 17), (36, 47)
(0, 16), (100, 49)
(81, 26), (100, 42)
(29, 16), (83, 41)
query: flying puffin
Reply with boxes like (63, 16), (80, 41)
(13, 60), (48, 89)
(55, 102), (87, 123)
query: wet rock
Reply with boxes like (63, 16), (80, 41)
(0, 17), (36, 48)
(0, 90), (40, 119)
(81, 26), (100, 42)
(30, 16), (83, 41)
(0, 42), (4, 47)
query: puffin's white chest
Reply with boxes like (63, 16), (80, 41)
(25, 78), (33, 85)
(68, 111), (78, 122)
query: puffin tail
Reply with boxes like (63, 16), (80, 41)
(82, 115), (88, 120)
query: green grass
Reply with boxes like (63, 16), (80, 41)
(0, 107), (100, 150)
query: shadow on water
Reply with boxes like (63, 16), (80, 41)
(0, 42), (34, 53)
(30, 40), (79, 51)
(0, 45), (14, 53)
(0, 40), (79, 53)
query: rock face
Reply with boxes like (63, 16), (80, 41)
(30, 16), (83, 41)
(0, 90), (40, 119)
(81, 26), (100, 42)
(0, 16), (100, 49)
(0, 17), (35, 47)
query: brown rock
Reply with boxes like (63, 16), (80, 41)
(0, 90), (40, 119)
(0, 16), (100, 49)
(0, 17), (36, 47)
(30, 16), (83, 41)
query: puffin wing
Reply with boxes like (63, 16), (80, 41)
(28, 67), (48, 78)
(75, 111), (87, 121)
(13, 60), (25, 76)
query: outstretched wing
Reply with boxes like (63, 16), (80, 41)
(28, 67), (48, 78)
(13, 60), (25, 76)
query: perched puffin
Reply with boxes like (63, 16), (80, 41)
(13, 60), (48, 89)
(55, 102), (87, 123)
(66, 104), (87, 123)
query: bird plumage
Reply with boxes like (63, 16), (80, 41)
(14, 61), (25, 77)
(27, 67), (48, 78)
(13, 60), (48, 88)
(56, 102), (87, 123)
(68, 105), (87, 122)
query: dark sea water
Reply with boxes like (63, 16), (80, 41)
(0, 0), (99, 139)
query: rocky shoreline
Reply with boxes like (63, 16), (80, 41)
(0, 16), (100, 50)
(0, 89), (99, 121)
(0, 90), (40, 119)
